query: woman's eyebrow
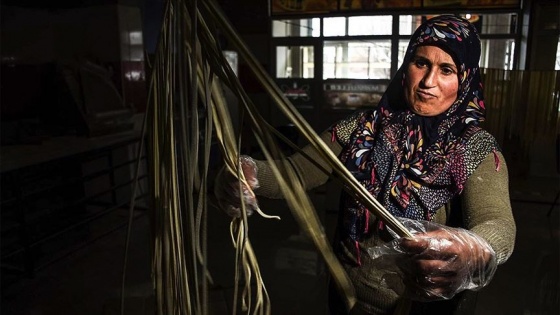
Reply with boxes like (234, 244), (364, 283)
(440, 62), (457, 70)
(412, 55), (430, 62)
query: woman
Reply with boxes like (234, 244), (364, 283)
(215, 15), (516, 314)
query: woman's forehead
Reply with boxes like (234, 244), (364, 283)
(414, 46), (455, 61)
(413, 45), (459, 67)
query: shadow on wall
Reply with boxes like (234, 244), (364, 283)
(481, 69), (560, 179)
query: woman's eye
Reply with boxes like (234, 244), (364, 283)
(441, 67), (455, 75)
(414, 60), (428, 68)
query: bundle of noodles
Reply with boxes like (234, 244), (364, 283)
(141, 0), (413, 314)
(147, 1), (211, 313)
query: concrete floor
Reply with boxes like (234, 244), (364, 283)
(1, 175), (559, 315)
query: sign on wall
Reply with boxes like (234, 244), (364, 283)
(323, 81), (387, 109)
(277, 80), (314, 107)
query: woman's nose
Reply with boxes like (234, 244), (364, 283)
(422, 69), (437, 88)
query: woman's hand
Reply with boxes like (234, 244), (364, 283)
(214, 156), (260, 218)
(396, 225), (497, 301)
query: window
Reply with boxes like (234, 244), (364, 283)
(481, 39), (516, 69)
(477, 13), (517, 34)
(399, 15), (421, 35)
(321, 15), (393, 37)
(348, 16), (392, 36)
(323, 17), (346, 36)
(555, 38), (560, 70)
(272, 18), (320, 37)
(398, 40), (409, 68)
(273, 13), (519, 75)
(276, 46), (314, 78)
(323, 40), (391, 79)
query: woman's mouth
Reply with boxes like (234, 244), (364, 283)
(416, 90), (436, 100)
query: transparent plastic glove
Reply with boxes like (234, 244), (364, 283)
(368, 218), (497, 301)
(214, 155), (259, 218)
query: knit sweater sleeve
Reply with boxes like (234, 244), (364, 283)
(253, 130), (343, 199)
(461, 151), (516, 264)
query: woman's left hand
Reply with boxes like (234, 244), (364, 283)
(396, 224), (497, 301)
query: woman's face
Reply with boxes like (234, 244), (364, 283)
(404, 45), (459, 116)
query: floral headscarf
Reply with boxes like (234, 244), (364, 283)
(333, 15), (500, 248)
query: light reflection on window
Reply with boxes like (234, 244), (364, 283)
(323, 17), (346, 36)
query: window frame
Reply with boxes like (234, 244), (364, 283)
(270, 10), (522, 112)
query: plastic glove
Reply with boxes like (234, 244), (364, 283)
(214, 155), (259, 218)
(368, 218), (497, 301)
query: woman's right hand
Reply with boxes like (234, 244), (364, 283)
(214, 155), (260, 218)
(397, 226), (497, 301)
